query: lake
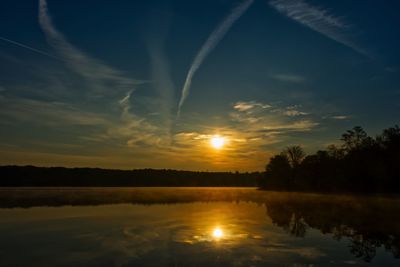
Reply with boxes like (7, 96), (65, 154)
(0, 188), (399, 266)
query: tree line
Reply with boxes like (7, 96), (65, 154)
(258, 125), (400, 193)
(0, 166), (260, 187)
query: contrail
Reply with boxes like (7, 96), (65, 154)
(176, 0), (253, 118)
(0, 36), (58, 60)
(269, 0), (369, 56)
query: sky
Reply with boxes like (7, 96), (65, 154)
(0, 0), (399, 171)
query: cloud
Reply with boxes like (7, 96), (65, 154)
(269, 0), (368, 56)
(234, 101), (272, 112)
(146, 35), (175, 133)
(260, 119), (317, 131)
(217, 100), (319, 167)
(231, 101), (317, 132)
(331, 115), (350, 120)
(271, 73), (306, 83)
(34, 0), (170, 151)
(0, 97), (109, 127)
(167, 100), (318, 170)
(282, 109), (308, 116)
(177, 0), (254, 117)
(38, 0), (143, 96)
(234, 101), (309, 117)
(108, 91), (171, 149)
(172, 129), (274, 170)
(281, 105), (309, 116)
(0, 95), (316, 171)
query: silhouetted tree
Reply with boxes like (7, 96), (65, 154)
(259, 125), (400, 193)
(327, 144), (344, 159)
(283, 145), (305, 167)
(259, 154), (291, 190)
(341, 126), (368, 152)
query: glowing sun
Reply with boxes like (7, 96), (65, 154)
(212, 227), (223, 239)
(210, 135), (225, 149)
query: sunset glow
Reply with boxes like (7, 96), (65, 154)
(212, 227), (223, 239)
(1, 0), (398, 173)
(210, 136), (225, 149)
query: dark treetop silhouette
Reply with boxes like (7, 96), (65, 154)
(259, 125), (400, 193)
(0, 166), (260, 187)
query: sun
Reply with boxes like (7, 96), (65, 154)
(210, 135), (225, 149)
(212, 227), (223, 239)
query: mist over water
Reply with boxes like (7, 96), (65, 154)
(0, 188), (399, 267)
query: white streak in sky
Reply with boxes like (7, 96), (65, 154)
(148, 41), (175, 132)
(269, 0), (368, 56)
(38, 0), (153, 146)
(176, 0), (254, 118)
(146, 6), (175, 134)
(38, 0), (139, 95)
(0, 36), (58, 59)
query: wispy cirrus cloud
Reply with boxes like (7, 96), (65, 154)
(233, 101), (272, 112)
(38, 0), (143, 96)
(330, 115), (350, 120)
(36, 0), (167, 149)
(113, 91), (167, 148)
(269, 0), (369, 56)
(0, 97), (110, 127)
(234, 101), (309, 117)
(282, 109), (308, 116)
(146, 24), (175, 134)
(280, 105), (309, 116)
(231, 101), (316, 132)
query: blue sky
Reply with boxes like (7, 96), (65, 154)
(0, 0), (399, 171)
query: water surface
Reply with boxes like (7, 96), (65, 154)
(0, 188), (399, 266)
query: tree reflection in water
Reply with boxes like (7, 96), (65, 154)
(1, 188), (399, 263)
(265, 194), (400, 262)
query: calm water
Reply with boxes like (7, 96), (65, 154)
(0, 188), (399, 267)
